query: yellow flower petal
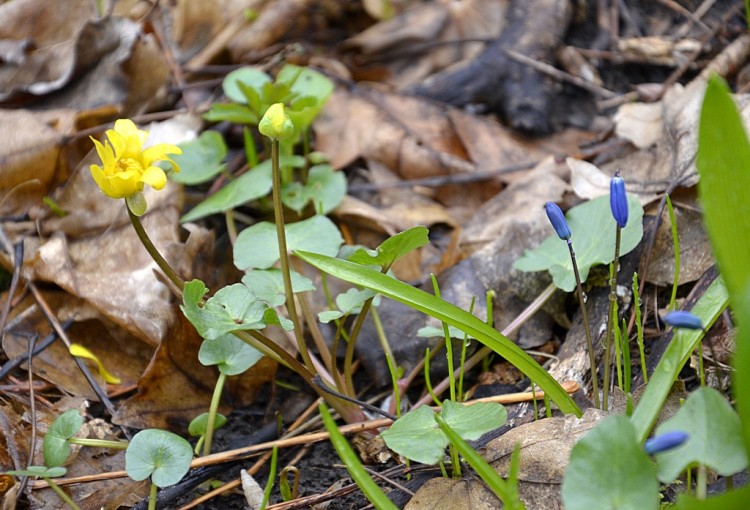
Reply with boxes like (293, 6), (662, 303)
(69, 344), (121, 384)
(140, 166), (167, 190)
(89, 164), (113, 197)
(141, 143), (182, 169)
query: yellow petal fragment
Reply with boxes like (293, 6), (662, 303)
(259, 103), (294, 140)
(140, 166), (167, 190)
(69, 344), (122, 384)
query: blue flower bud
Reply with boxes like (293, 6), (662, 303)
(545, 202), (571, 240)
(610, 174), (629, 228)
(663, 310), (703, 330)
(644, 431), (689, 455)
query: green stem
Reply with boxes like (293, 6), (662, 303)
(270, 139), (312, 373)
(45, 478), (82, 510)
(602, 227), (622, 410)
(633, 273), (648, 383)
(203, 371), (227, 456)
(567, 239), (601, 409)
(68, 437), (128, 449)
(432, 275), (456, 402)
(343, 299), (373, 395)
(148, 481), (157, 510)
(696, 464), (707, 499)
(666, 194), (680, 311)
(126, 203), (184, 291)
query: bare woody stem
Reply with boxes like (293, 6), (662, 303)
(567, 239), (601, 409)
(126, 203), (184, 292)
(602, 226), (622, 410)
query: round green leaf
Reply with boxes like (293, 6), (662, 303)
(440, 400), (507, 441)
(380, 406), (447, 465)
(43, 409), (83, 467)
(655, 387), (748, 482)
(199, 333), (264, 375)
(169, 131), (227, 185)
(223, 67), (271, 105)
(188, 413), (227, 437)
(514, 195), (644, 292)
(125, 429), (193, 487)
(234, 215), (343, 271)
(562, 415), (658, 510)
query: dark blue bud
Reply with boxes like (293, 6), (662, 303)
(545, 202), (571, 240)
(663, 310), (703, 330)
(644, 431), (689, 455)
(610, 174), (629, 228)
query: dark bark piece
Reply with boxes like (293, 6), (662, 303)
(411, 0), (573, 133)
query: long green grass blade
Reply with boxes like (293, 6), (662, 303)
(297, 251), (581, 417)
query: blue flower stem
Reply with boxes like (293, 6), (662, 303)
(567, 239), (601, 409)
(270, 139), (312, 373)
(202, 371), (226, 456)
(126, 202), (184, 292)
(603, 226), (622, 410)
(632, 273), (648, 383)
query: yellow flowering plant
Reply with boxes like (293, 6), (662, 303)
(90, 119), (182, 215)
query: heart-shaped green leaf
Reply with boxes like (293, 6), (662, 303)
(198, 333), (264, 375)
(125, 429), (193, 488)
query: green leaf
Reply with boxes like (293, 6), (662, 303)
(169, 131), (228, 185)
(223, 67), (272, 105)
(697, 75), (750, 302)
(281, 164), (346, 214)
(188, 413), (228, 437)
(440, 400), (507, 441)
(198, 333), (264, 375)
(125, 429), (193, 488)
(318, 288), (378, 323)
(203, 103), (258, 124)
(276, 65), (334, 131)
(514, 195), (644, 292)
(319, 403), (398, 510)
(348, 226), (430, 270)
(242, 269), (315, 305)
(180, 160), (274, 223)
(630, 277), (729, 442)
(6, 466), (67, 478)
(181, 280), (271, 340)
(434, 414), (525, 510)
(380, 406), (446, 465)
(43, 409), (83, 467)
(674, 484), (750, 510)
(654, 387), (747, 482)
(296, 251), (581, 417)
(697, 76), (750, 459)
(562, 415), (658, 510)
(234, 215), (343, 271)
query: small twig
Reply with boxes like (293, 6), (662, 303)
(0, 241), (23, 337)
(504, 48), (617, 99)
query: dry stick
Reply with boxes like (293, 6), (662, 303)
(504, 48), (617, 99)
(34, 384), (577, 490)
(17, 334), (39, 498)
(178, 397), (325, 510)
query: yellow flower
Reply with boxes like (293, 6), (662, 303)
(259, 103), (295, 140)
(89, 119), (182, 200)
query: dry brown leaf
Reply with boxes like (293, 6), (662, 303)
(315, 87), (475, 178)
(404, 477), (500, 510)
(347, 0), (507, 88)
(646, 193), (714, 286)
(614, 102), (664, 150)
(0, 108), (78, 217)
(567, 157), (660, 204)
(0, 0), (97, 99)
(461, 157), (569, 348)
(2, 291), (152, 399)
(113, 314), (276, 431)
(484, 408), (608, 507)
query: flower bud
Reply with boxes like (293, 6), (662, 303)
(610, 173), (629, 228)
(259, 103), (295, 140)
(644, 431), (689, 455)
(663, 310), (703, 330)
(545, 202), (571, 240)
